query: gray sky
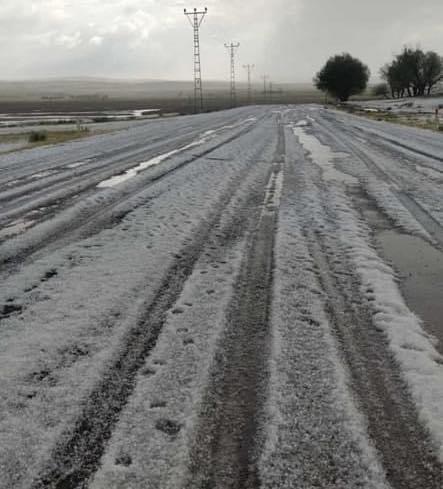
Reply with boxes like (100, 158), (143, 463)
(1, 0), (442, 82)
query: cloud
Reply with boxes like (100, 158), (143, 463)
(0, 0), (442, 81)
(89, 35), (104, 46)
(56, 32), (81, 49)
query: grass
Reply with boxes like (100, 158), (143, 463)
(0, 133), (26, 143)
(29, 130), (48, 142)
(336, 105), (442, 132)
(0, 128), (93, 153)
(28, 128), (91, 147)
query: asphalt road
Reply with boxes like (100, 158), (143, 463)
(0, 106), (442, 489)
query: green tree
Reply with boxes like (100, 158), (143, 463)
(314, 53), (370, 102)
(381, 48), (442, 98)
(423, 51), (442, 95)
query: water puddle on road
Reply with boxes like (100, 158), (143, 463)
(67, 159), (92, 169)
(354, 189), (443, 351)
(96, 139), (207, 188)
(97, 118), (259, 189)
(293, 126), (358, 185)
(377, 230), (443, 349)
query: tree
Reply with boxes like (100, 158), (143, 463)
(381, 48), (442, 98)
(423, 51), (442, 95)
(314, 53), (370, 102)
(373, 82), (389, 98)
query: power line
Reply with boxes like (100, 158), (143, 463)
(243, 64), (255, 105)
(225, 42), (240, 107)
(184, 7), (208, 113)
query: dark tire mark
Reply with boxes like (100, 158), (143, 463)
(0, 121), (259, 275)
(183, 123), (284, 489)
(313, 114), (443, 248)
(29, 125), (270, 489)
(307, 229), (443, 489)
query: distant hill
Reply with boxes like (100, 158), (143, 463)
(0, 78), (318, 101)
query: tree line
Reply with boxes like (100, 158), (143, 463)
(380, 48), (442, 98)
(314, 47), (442, 102)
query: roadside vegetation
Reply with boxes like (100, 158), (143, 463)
(28, 130), (48, 143)
(0, 127), (92, 154)
(338, 105), (442, 132)
(314, 53), (370, 102)
(381, 48), (442, 98)
(28, 127), (90, 146)
(315, 48), (442, 103)
(313, 47), (442, 132)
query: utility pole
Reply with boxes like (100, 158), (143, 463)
(243, 64), (255, 104)
(184, 7), (208, 113)
(225, 42), (240, 107)
(261, 75), (269, 103)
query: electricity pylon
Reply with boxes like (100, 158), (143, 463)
(261, 75), (269, 103)
(225, 42), (240, 107)
(243, 64), (255, 104)
(184, 7), (208, 113)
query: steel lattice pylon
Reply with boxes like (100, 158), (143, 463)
(243, 64), (255, 105)
(184, 7), (207, 113)
(225, 42), (240, 108)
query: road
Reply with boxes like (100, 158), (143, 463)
(0, 106), (442, 489)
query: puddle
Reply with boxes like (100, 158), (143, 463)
(31, 170), (56, 179)
(377, 230), (443, 350)
(97, 138), (207, 188)
(293, 126), (358, 185)
(132, 109), (159, 117)
(354, 189), (443, 351)
(97, 118), (258, 189)
(67, 159), (91, 169)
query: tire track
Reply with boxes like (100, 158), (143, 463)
(313, 114), (443, 248)
(28, 121), (276, 489)
(307, 229), (443, 489)
(0, 110), (255, 184)
(0, 121), (259, 274)
(337, 121), (443, 173)
(183, 122), (284, 489)
(0, 118), (260, 223)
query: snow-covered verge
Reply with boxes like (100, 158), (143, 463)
(350, 96), (443, 114)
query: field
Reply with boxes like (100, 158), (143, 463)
(0, 78), (324, 115)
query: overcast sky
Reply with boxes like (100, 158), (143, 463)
(1, 0), (442, 82)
